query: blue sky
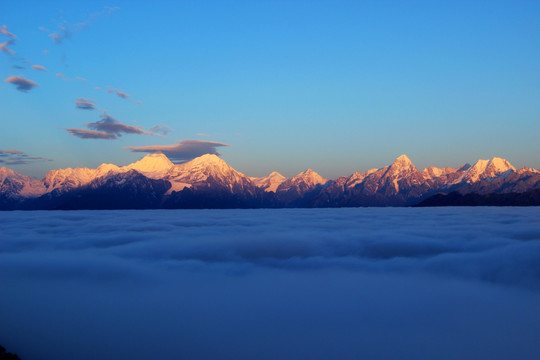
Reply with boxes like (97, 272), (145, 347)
(1, 0), (539, 178)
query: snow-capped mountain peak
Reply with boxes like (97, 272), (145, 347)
(164, 153), (255, 194)
(126, 152), (174, 174)
(462, 157), (516, 183)
(250, 171), (287, 192)
(276, 169), (328, 194)
(395, 154), (413, 164)
(384, 154), (421, 179)
(296, 169), (328, 186)
(1, 167), (46, 198)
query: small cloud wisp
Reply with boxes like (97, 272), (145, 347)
(75, 98), (97, 110)
(65, 128), (117, 140)
(0, 149), (51, 165)
(32, 65), (48, 72)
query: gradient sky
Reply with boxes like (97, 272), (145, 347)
(1, 0), (539, 179)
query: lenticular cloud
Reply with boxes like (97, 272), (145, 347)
(1, 207), (540, 360)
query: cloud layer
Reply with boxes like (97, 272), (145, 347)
(125, 139), (230, 162)
(1, 208), (540, 360)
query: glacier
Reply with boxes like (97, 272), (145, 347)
(1, 207), (540, 360)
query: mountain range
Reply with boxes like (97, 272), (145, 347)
(1, 153), (540, 209)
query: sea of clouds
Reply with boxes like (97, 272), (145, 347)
(1, 207), (540, 360)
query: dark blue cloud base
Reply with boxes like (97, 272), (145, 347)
(1, 208), (540, 360)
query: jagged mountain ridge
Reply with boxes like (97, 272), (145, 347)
(1, 153), (539, 209)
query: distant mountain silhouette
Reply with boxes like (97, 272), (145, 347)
(415, 189), (540, 207)
(1, 153), (540, 209)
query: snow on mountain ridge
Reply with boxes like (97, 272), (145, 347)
(459, 157), (516, 183)
(125, 152), (174, 177)
(1, 167), (46, 197)
(165, 153), (254, 193)
(1, 153), (536, 205)
(276, 169), (328, 194)
(251, 171), (287, 192)
(421, 166), (459, 180)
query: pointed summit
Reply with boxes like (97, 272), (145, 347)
(391, 154), (415, 169)
(396, 154), (412, 163)
(385, 154), (419, 178)
(126, 152), (174, 174)
(295, 169), (328, 186)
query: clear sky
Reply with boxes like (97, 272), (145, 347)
(1, 0), (539, 179)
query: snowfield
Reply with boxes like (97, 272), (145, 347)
(1, 207), (540, 360)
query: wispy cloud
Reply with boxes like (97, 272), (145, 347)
(86, 113), (153, 136)
(125, 139), (230, 162)
(43, 6), (119, 45)
(11, 65), (25, 69)
(32, 64), (48, 72)
(149, 124), (173, 136)
(107, 88), (131, 99)
(4, 75), (38, 92)
(196, 133), (211, 137)
(0, 149), (52, 165)
(0, 40), (15, 55)
(65, 128), (117, 140)
(75, 98), (97, 110)
(56, 73), (86, 82)
(0, 25), (17, 39)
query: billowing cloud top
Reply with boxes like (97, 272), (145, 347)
(4, 75), (38, 92)
(125, 139), (230, 162)
(1, 208), (540, 360)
